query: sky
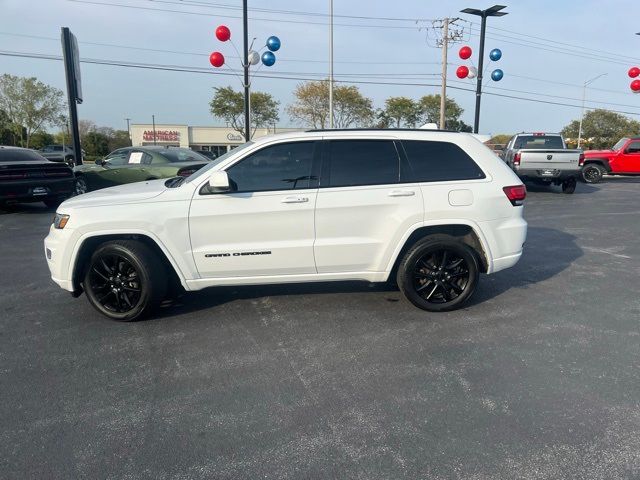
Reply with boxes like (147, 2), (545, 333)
(1, 0), (640, 136)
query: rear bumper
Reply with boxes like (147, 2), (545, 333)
(479, 215), (528, 274)
(514, 167), (579, 181)
(0, 178), (74, 202)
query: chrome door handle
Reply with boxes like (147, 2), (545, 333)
(388, 190), (415, 197)
(282, 196), (309, 203)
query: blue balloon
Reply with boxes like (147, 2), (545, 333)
(261, 51), (276, 67)
(266, 36), (281, 52)
(491, 68), (504, 82)
(489, 48), (502, 61)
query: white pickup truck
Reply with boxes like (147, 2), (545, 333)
(501, 133), (584, 194)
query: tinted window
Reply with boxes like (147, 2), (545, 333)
(0, 149), (45, 162)
(158, 148), (209, 163)
(626, 141), (640, 153)
(613, 138), (629, 150)
(105, 149), (130, 166)
(325, 140), (399, 187)
(227, 142), (315, 192)
(513, 135), (564, 149)
(401, 140), (485, 183)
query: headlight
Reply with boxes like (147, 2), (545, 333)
(53, 213), (70, 229)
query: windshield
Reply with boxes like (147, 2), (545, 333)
(159, 148), (210, 163)
(185, 142), (254, 183)
(513, 135), (564, 150)
(0, 149), (45, 162)
(612, 138), (629, 151)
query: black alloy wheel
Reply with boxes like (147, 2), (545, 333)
(582, 164), (604, 184)
(83, 240), (167, 321)
(397, 235), (479, 312)
(88, 253), (142, 314)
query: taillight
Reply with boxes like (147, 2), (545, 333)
(579, 153), (585, 166)
(513, 152), (521, 166)
(178, 169), (195, 177)
(503, 185), (526, 206)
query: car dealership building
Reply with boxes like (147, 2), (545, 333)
(130, 124), (302, 157)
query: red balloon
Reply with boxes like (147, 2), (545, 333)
(215, 25), (231, 42)
(631, 79), (640, 92)
(209, 51), (225, 68)
(459, 46), (472, 60)
(456, 65), (469, 79)
(628, 66), (640, 78)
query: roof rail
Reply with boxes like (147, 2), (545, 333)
(305, 128), (460, 133)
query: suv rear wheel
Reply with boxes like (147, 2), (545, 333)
(582, 164), (605, 184)
(83, 240), (167, 321)
(397, 235), (479, 312)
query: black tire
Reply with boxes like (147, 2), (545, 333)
(396, 235), (480, 312)
(562, 177), (577, 194)
(43, 197), (63, 208)
(83, 240), (167, 321)
(74, 175), (89, 195)
(582, 164), (604, 184)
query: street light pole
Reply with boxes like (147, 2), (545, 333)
(242, 0), (251, 142)
(439, 18), (449, 131)
(461, 5), (508, 134)
(578, 73), (607, 149)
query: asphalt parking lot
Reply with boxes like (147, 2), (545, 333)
(1, 178), (640, 479)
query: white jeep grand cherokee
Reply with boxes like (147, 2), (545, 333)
(45, 130), (527, 321)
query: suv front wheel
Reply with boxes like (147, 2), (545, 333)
(83, 240), (167, 321)
(397, 235), (480, 312)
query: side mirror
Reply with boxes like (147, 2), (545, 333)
(208, 170), (231, 192)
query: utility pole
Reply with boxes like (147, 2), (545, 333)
(329, 0), (334, 129)
(242, 0), (250, 141)
(152, 114), (156, 145)
(125, 117), (131, 145)
(427, 18), (464, 130)
(439, 19), (449, 131)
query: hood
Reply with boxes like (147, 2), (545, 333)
(584, 149), (614, 157)
(61, 179), (167, 209)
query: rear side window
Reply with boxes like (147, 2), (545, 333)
(324, 140), (399, 187)
(401, 140), (485, 183)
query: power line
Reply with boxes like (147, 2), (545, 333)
(3, 49), (640, 116)
(67, 0), (422, 30)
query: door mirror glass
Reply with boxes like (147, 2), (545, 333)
(208, 170), (230, 192)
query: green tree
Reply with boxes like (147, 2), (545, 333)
(561, 109), (640, 149)
(210, 86), (280, 140)
(108, 130), (132, 150)
(83, 131), (111, 156)
(383, 97), (420, 128)
(29, 131), (54, 150)
(417, 94), (469, 131)
(0, 109), (18, 145)
(287, 80), (374, 129)
(0, 74), (65, 147)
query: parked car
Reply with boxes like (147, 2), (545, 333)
(45, 129), (528, 321)
(0, 146), (74, 208)
(39, 144), (82, 167)
(73, 146), (212, 194)
(502, 133), (583, 193)
(582, 137), (640, 183)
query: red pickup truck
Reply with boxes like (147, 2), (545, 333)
(582, 137), (640, 183)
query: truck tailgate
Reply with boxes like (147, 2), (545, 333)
(518, 149), (580, 170)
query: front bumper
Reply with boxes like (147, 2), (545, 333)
(44, 224), (76, 292)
